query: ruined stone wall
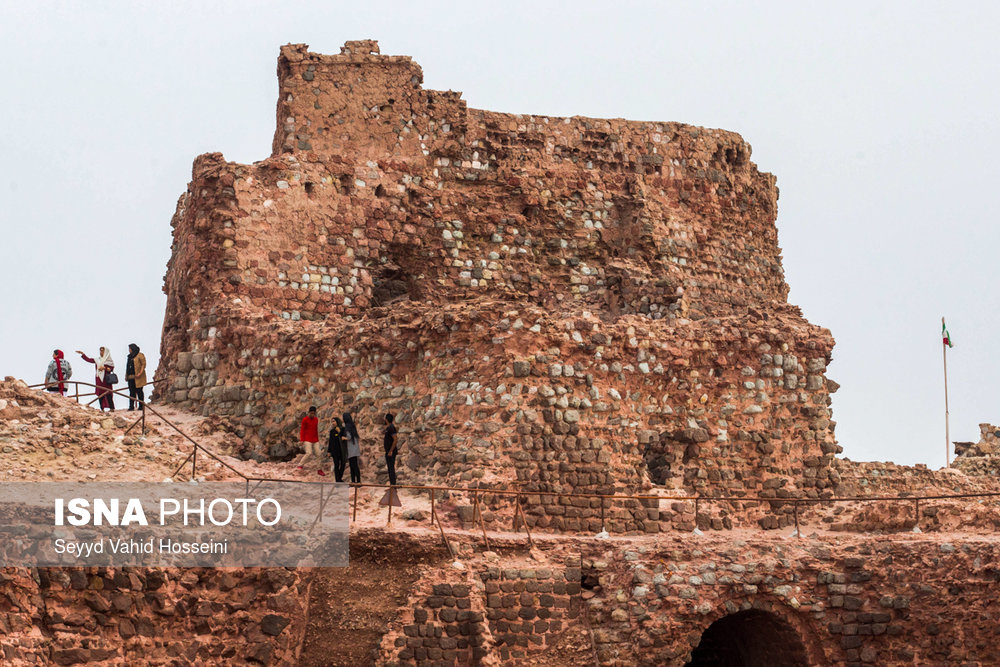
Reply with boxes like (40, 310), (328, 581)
(379, 536), (1000, 666)
(157, 41), (841, 527)
(953, 423), (1000, 476)
(0, 566), (305, 665)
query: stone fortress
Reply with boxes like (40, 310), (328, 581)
(156, 39), (843, 533)
(3, 40), (999, 666)
(146, 42), (1000, 665)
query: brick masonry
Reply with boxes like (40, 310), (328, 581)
(379, 536), (1000, 666)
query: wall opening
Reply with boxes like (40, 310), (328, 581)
(370, 242), (424, 311)
(685, 610), (809, 667)
(339, 175), (354, 195)
(371, 267), (413, 307)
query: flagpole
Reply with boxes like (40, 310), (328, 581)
(942, 316), (950, 468)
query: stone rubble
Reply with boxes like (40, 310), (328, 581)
(0, 378), (189, 483)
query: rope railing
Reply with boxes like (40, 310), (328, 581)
(24, 380), (1000, 555)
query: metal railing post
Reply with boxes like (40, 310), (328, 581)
(429, 488), (455, 558)
(516, 496), (534, 549)
(472, 490), (490, 551)
(512, 492), (520, 533)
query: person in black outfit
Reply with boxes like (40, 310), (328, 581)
(125, 344), (146, 411)
(383, 413), (398, 486)
(343, 412), (361, 484)
(328, 417), (347, 482)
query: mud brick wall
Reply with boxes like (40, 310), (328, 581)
(157, 40), (841, 528)
(583, 537), (1000, 666)
(382, 536), (1000, 666)
(0, 566), (305, 665)
(389, 578), (490, 665)
(481, 565), (583, 662)
(380, 559), (584, 666)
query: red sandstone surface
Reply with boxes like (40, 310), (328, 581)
(4, 41), (1000, 666)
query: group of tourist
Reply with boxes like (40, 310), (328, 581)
(44, 345), (148, 411)
(297, 408), (399, 484)
(44, 346), (401, 485)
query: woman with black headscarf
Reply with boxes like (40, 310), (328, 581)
(125, 344), (147, 411)
(328, 416), (348, 482)
(343, 412), (361, 484)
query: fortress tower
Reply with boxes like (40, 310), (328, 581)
(157, 41), (841, 531)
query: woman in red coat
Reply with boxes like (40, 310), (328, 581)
(76, 347), (116, 411)
(297, 406), (323, 473)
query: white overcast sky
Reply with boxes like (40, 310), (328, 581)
(1, 1), (997, 467)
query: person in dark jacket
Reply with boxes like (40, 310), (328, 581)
(328, 417), (348, 482)
(383, 413), (399, 486)
(125, 343), (147, 411)
(343, 412), (361, 484)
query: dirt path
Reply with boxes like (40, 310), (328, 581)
(299, 532), (447, 666)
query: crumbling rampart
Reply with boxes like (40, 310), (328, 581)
(157, 41), (841, 530)
(378, 533), (1000, 666)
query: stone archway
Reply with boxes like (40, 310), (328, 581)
(684, 609), (810, 666)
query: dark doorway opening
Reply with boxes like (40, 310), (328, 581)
(371, 266), (415, 307)
(685, 610), (809, 667)
(370, 242), (424, 311)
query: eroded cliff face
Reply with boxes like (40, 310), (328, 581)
(157, 40), (840, 530)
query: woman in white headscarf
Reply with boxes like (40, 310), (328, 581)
(76, 347), (116, 411)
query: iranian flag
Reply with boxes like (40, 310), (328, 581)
(942, 318), (954, 348)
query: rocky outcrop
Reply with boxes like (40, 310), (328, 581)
(0, 378), (191, 483)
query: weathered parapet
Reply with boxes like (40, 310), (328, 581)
(157, 40), (841, 525)
(379, 536), (1000, 665)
